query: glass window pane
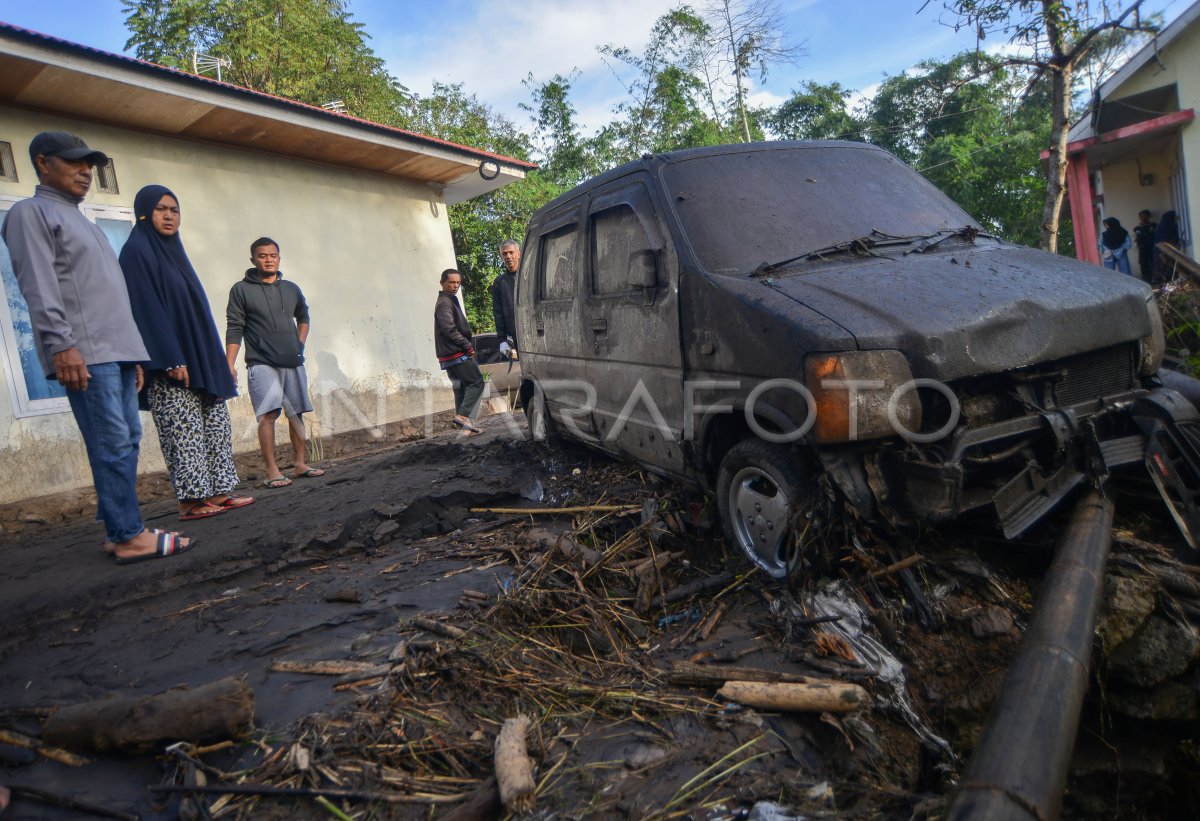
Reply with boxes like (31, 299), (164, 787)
(0, 210), (67, 402)
(592, 205), (654, 294)
(95, 217), (132, 255)
(540, 224), (578, 300)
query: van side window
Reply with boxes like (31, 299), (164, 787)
(539, 224), (577, 300)
(591, 204), (657, 295)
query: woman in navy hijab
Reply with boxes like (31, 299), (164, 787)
(119, 185), (253, 520)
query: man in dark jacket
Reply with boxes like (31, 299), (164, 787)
(435, 269), (485, 434)
(225, 237), (323, 487)
(490, 239), (520, 356)
(1134, 210), (1157, 282)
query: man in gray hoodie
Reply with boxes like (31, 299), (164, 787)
(225, 237), (323, 488)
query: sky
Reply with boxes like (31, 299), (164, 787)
(0, 0), (1189, 136)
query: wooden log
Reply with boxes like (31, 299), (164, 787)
(716, 680), (868, 713)
(270, 660), (381, 676)
(494, 716), (536, 813)
(410, 615), (467, 639)
(668, 660), (816, 689)
(42, 676), (254, 753)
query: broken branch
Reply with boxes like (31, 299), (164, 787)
(717, 680), (868, 713)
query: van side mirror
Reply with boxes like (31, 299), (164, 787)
(627, 250), (658, 305)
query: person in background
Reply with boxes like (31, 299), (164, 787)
(1133, 209), (1157, 282)
(1154, 211), (1181, 284)
(0, 132), (191, 563)
(435, 268), (485, 434)
(119, 185), (253, 521)
(1098, 217), (1132, 275)
(491, 239), (520, 357)
(225, 237), (324, 488)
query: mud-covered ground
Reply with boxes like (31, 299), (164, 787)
(1, 412), (1199, 820)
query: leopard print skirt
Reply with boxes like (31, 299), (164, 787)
(146, 376), (239, 502)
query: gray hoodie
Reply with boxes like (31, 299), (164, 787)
(225, 269), (310, 368)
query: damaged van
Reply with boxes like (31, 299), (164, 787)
(515, 141), (1200, 578)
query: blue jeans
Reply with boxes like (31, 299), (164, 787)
(1104, 252), (1132, 275)
(66, 362), (145, 543)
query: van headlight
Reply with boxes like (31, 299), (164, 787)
(1139, 296), (1165, 376)
(806, 350), (920, 443)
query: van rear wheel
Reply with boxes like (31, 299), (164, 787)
(716, 439), (808, 579)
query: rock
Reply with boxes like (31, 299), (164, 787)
(325, 589), (361, 604)
(1106, 681), (1199, 722)
(1106, 611), (1198, 687)
(374, 503), (406, 518)
(1097, 573), (1156, 651)
(622, 742), (668, 769)
(372, 520), (400, 543)
(309, 522), (345, 546)
(969, 605), (1014, 638)
(18, 512), (47, 524)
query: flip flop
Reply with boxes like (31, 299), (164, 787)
(452, 417), (482, 433)
(104, 528), (164, 554)
(263, 476), (293, 488)
(217, 495), (255, 509)
(295, 468), (325, 478)
(114, 531), (195, 565)
(180, 502), (228, 521)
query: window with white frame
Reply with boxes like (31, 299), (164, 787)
(0, 196), (134, 417)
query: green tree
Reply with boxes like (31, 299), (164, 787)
(863, 51), (1054, 245)
(770, 81), (864, 141)
(929, 0), (1155, 251)
(598, 6), (725, 161)
(122, 0), (404, 123)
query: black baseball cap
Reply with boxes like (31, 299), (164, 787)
(28, 131), (109, 166)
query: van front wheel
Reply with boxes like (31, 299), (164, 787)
(524, 387), (559, 445)
(716, 440), (808, 579)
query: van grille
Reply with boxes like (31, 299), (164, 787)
(1051, 344), (1136, 406)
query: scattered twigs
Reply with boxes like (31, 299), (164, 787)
(470, 504), (640, 515)
(494, 716), (536, 813)
(667, 661), (816, 689)
(149, 782), (466, 804)
(651, 572), (738, 608)
(870, 553), (924, 578)
(0, 727), (91, 766)
(6, 785), (139, 821)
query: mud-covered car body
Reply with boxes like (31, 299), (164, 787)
(516, 141), (1188, 577)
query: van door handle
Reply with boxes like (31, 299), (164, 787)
(535, 322), (544, 336)
(592, 317), (608, 332)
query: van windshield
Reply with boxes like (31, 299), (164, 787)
(660, 144), (981, 275)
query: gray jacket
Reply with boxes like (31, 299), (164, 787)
(225, 269), (310, 368)
(0, 184), (148, 377)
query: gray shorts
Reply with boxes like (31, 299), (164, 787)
(248, 364), (314, 420)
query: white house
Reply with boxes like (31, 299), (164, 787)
(0, 22), (534, 504)
(1059, 1), (1197, 272)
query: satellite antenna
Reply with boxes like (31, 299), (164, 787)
(192, 50), (231, 81)
(322, 100), (347, 113)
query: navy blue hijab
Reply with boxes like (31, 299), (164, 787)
(119, 185), (237, 402)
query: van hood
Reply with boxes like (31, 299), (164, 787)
(760, 244), (1153, 380)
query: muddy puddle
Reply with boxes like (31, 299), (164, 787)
(2, 415), (1199, 819)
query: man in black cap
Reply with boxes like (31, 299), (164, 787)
(0, 131), (192, 563)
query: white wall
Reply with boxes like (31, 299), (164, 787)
(0, 109), (459, 503)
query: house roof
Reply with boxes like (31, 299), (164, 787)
(0, 22), (536, 205)
(1067, 0), (1200, 143)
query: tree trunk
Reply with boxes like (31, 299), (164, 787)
(42, 677), (254, 753)
(1040, 61), (1073, 252)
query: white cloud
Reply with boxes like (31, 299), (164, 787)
(375, 0), (682, 133)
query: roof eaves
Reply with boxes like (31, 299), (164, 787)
(0, 20), (537, 171)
